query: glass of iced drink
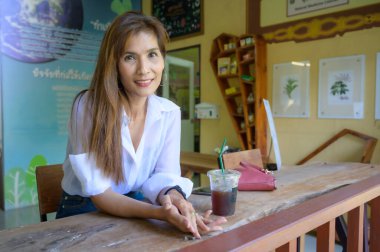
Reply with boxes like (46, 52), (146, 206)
(207, 169), (241, 216)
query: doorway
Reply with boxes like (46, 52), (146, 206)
(157, 45), (200, 152)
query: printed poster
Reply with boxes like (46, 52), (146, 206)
(0, 0), (141, 210)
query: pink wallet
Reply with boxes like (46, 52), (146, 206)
(234, 161), (276, 191)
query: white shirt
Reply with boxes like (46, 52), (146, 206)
(61, 93), (193, 204)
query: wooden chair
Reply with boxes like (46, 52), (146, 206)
(180, 149), (264, 179)
(222, 148), (264, 169)
(35, 164), (64, 222)
(297, 128), (377, 165)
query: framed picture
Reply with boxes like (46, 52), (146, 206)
(287, 0), (348, 17)
(376, 52), (380, 120)
(272, 61), (310, 118)
(152, 0), (203, 40)
(318, 55), (365, 119)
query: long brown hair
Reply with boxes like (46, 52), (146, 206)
(76, 11), (169, 184)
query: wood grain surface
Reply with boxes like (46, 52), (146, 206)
(1, 162), (379, 252)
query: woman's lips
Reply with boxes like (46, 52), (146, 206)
(135, 79), (153, 87)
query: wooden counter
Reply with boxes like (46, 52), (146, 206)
(1, 162), (379, 251)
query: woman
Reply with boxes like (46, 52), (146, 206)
(56, 11), (225, 238)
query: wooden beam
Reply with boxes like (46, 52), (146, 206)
(347, 205), (364, 252)
(317, 220), (336, 252)
(369, 196), (380, 252)
(276, 239), (297, 252)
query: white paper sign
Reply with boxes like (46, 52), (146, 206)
(288, 0), (348, 16)
(263, 99), (282, 170)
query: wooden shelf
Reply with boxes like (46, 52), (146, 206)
(239, 57), (255, 65)
(239, 129), (247, 134)
(242, 80), (255, 85)
(210, 34), (267, 154)
(218, 49), (236, 57)
(225, 92), (241, 99)
(239, 44), (255, 51)
(218, 74), (238, 79)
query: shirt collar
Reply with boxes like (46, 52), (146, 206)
(122, 95), (177, 126)
(146, 94), (178, 123)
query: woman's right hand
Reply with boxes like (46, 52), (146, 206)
(159, 194), (200, 238)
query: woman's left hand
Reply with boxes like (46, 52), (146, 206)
(160, 189), (227, 237)
(194, 210), (227, 235)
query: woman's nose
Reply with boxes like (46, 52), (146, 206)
(137, 58), (150, 75)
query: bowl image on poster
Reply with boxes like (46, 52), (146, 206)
(1, 0), (83, 63)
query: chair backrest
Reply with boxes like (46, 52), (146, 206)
(35, 164), (64, 222)
(297, 128), (378, 165)
(222, 149), (264, 169)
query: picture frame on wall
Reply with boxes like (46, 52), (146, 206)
(152, 0), (203, 40)
(376, 52), (380, 120)
(318, 55), (365, 119)
(287, 0), (348, 17)
(272, 61), (310, 118)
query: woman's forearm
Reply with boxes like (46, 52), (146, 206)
(91, 188), (164, 220)
(91, 188), (200, 237)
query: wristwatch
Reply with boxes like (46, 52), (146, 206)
(164, 185), (187, 200)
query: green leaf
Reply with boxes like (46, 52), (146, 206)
(331, 81), (350, 96)
(284, 78), (298, 99)
(5, 155), (49, 208)
(25, 155), (47, 188)
(111, 0), (133, 15)
(25, 155), (48, 205)
(5, 167), (27, 208)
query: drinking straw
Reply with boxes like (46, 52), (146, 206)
(218, 138), (227, 173)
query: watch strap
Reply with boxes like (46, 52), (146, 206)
(164, 185), (187, 200)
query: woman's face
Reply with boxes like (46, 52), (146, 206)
(118, 31), (164, 100)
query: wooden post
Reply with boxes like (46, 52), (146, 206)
(369, 196), (380, 252)
(276, 239), (297, 252)
(317, 220), (336, 252)
(347, 205), (364, 252)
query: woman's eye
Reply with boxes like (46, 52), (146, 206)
(124, 55), (135, 61)
(148, 51), (159, 58)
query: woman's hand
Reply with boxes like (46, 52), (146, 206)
(158, 194), (199, 237)
(194, 210), (227, 235)
(158, 190), (227, 238)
